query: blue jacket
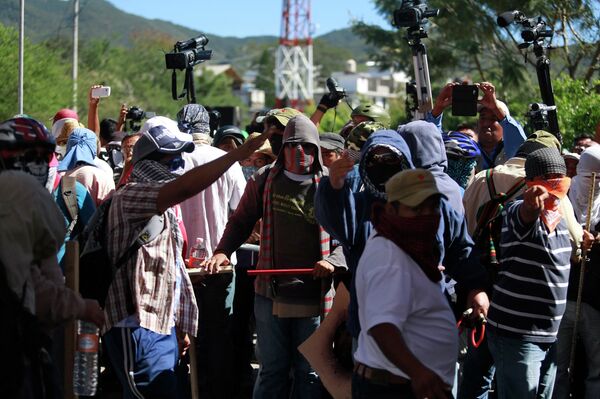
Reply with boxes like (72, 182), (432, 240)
(425, 111), (526, 170)
(315, 130), (483, 337)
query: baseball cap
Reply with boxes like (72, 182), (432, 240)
(131, 124), (195, 165)
(256, 107), (303, 126)
(52, 108), (79, 124)
(319, 132), (345, 151)
(385, 169), (446, 207)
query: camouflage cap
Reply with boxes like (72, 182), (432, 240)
(346, 121), (386, 154)
(256, 107), (303, 127)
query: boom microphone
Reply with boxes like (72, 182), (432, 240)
(497, 10), (523, 27)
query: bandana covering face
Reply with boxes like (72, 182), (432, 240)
(283, 143), (315, 175)
(242, 165), (258, 180)
(526, 177), (571, 232)
(371, 202), (442, 282)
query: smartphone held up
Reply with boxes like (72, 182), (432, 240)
(91, 86), (111, 99)
(452, 85), (478, 117)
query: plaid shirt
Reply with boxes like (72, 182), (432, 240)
(103, 182), (198, 336)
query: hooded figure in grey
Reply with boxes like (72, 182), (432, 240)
(398, 120), (465, 214)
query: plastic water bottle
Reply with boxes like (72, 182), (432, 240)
(73, 320), (99, 396)
(188, 237), (208, 269)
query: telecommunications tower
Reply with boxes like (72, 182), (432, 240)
(275, 0), (314, 109)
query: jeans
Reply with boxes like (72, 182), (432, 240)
(553, 301), (600, 399)
(253, 294), (321, 399)
(487, 327), (557, 399)
(193, 271), (235, 398)
(458, 336), (495, 399)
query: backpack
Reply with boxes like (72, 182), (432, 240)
(78, 197), (165, 307)
(60, 176), (80, 238)
(473, 169), (525, 277)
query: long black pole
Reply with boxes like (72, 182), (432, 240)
(535, 53), (561, 143)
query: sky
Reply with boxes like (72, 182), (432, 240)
(105, 0), (390, 38)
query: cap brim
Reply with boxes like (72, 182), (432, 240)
(394, 191), (447, 207)
(256, 116), (266, 123)
(157, 140), (195, 155)
(320, 142), (344, 151)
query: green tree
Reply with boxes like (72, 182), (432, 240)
(352, 1), (600, 86)
(553, 77), (600, 149)
(0, 25), (72, 121)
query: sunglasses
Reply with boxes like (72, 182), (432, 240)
(366, 152), (403, 167)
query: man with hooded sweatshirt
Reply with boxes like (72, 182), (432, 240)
(398, 120), (465, 215)
(204, 114), (347, 398)
(315, 129), (487, 346)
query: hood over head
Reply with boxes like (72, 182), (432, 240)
(277, 114), (324, 172)
(359, 130), (413, 199)
(398, 120), (465, 213)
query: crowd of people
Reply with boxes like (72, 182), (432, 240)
(1, 79), (600, 399)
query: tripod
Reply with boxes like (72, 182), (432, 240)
(406, 26), (433, 121)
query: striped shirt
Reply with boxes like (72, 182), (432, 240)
(487, 200), (571, 343)
(103, 182), (198, 336)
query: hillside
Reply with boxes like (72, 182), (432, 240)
(0, 0), (373, 68)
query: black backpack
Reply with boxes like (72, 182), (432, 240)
(79, 197), (165, 307)
(473, 169), (525, 277)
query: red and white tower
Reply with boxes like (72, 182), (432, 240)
(275, 0), (314, 109)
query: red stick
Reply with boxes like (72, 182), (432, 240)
(247, 268), (314, 276)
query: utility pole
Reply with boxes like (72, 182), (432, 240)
(72, 0), (79, 112)
(275, 0), (313, 110)
(18, 0), (24, 115)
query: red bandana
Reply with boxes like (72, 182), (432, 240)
(371, 203), (442, 282)
(284, 144), (315, 175)
(525, 177), (571, 232)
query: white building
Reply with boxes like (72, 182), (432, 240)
(317, 59), (409, 109)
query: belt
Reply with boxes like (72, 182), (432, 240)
(353, 362), (411, 385)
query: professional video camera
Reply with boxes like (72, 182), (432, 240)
(326, 77), (346, 102)
(497, 11), (553, 45)
(165, 35), (212, 70)
(165, 35), (213, 103)
(526, 103), (556, 132)
(497, 10), (561, 141)
(393, 0), (439, 29)
(124, 106), (155, 132)
(393, 0), (439, 120)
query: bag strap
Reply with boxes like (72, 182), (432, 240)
(113, 214), (165, 271)
(61, 177), (79, 236)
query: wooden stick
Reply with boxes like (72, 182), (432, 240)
(569, 172), (596, 377)
(64, 240), (80, 399)
(189, 336), (199, 399)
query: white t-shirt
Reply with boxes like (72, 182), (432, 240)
(354, 234), (458, 386)
(180, 144), (246, 259)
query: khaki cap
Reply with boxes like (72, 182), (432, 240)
(256, 107), (303, 126)
(385, 169), (446, 207)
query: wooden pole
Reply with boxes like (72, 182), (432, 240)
(63, 240), (80, 399)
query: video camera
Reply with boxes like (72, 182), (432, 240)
(526, 103), (556, 132)
(165, 35), (213, 70)
(124, 106), (155, 132)
(497, 11), (553, 45)
(166, 35), (213, 103)
(393, 0), (439, 29)
(326, 77), (346, 102)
